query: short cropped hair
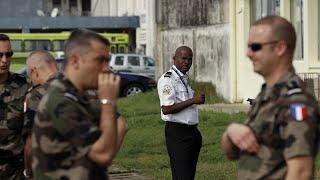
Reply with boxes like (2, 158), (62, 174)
(253, 15), (296, 55)
(64, 29), (110, 62)
(174, 46), (193, 59)
(0, 34), (10, 41)
(26, 50), (56, 75)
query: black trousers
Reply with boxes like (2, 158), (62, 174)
(165, 121), (202, 180)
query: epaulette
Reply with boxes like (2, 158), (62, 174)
(11, 72), (27, 82)
(286, 88), (302, 96)
(164, 72), (172, 78)
(64, 92), (78, 102)
(286, 80), (303, 96)
(27, 84), (40, 93)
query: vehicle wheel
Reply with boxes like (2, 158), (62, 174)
(123, 84), (144, 96)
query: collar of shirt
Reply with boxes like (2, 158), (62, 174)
(172, 65), (188, 80)
(259, 68), (296, 101)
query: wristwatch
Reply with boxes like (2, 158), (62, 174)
(100, 98), (116, 107)
(23, 169), (33, 178)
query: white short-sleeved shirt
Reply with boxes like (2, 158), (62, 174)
(157, 65), (199, 125)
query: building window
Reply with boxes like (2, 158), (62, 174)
(70, 0), (77, 7)
(82, 0), (91, 16)
(53, 0), (61, 6)
(250, 0), (280, 24)
(291, 0), (303, 60)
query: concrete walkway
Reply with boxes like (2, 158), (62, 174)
(109, 165), (148, 180)
(198, 103), (250, 113)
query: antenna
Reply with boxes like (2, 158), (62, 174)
(51, 8), (59, 17)
(36, 9), (45, 16)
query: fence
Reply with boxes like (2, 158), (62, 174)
(298, 73), (320, 100)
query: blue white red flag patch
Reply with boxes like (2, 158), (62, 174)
(290, 104), (307, 121)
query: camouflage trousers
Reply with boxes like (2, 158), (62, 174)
(0, 163), (25, 180)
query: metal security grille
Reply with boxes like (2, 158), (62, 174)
(298, 73), (320, 100)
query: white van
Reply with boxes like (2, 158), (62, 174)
(110, 53), (155, 79)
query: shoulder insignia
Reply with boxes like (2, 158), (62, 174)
(286, 88), (302, 96)
(64, 92), (78, 102)
(11, 72), (27, 82)
(24, 99), (28, 113)
(164, 72), (172, 78)
(27, 84), (40, 93)
(290, 103), (307, 121)
(162, 85), (172, 95)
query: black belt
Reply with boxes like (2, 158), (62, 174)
(166, 121), (198, 129)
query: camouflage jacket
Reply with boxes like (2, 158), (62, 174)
(22, 73), (60, 139)
(238, 69), (319, 179)
(32, 74), (106, 180)
(0, 72), (28, 162)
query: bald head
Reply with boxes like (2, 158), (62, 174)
(26, 50), (58, 85)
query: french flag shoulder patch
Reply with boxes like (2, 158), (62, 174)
(290, 103), (308, 121)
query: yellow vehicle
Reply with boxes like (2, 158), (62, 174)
(6, 32), (129, 66)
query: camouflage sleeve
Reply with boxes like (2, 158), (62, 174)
(50, 98), (101, 149)
(280, 102), (319, 159)
(22, 92), (41, 139)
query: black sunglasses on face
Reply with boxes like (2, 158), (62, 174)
(0, 51), (13, 58)
(248, 41), (278, 52)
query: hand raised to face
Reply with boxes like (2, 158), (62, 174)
(98, 73), (121, 101)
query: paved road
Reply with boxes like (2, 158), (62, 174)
(109, 166), (148, 180)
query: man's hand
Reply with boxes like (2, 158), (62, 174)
(98, 73), (121, 101)
(226, 123), (259, 154)
(193, 93), (205, 104)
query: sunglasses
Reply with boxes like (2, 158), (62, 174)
(0, 51), (13, 58)
(248, 41), (278, 52)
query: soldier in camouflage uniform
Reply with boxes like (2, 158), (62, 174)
(23, 50), (59, 179)
(32, 29), (123, 180)
(222, 16), (319, 179)
(0, 34), (29, 179)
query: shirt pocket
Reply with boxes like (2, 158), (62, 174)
(176, 85), (188, 101)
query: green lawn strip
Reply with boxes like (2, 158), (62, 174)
(10, 61), (26, 72)
(114, 83), (320, 179)
(114, 101), (246, 179)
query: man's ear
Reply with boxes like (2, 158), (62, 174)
(276, 40), (287, 57)
(68, 53), (81, 69)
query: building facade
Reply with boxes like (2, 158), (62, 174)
(155, 0), (320, 103)
(90, 0), (156, 57)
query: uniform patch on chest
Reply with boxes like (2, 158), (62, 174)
(290, 104), (307, 121)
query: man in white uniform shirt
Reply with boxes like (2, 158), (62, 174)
(157, 46), (205, 180)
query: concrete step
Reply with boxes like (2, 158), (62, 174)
(198, 103), (250, 113)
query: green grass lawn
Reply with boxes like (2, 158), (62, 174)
(10, 60), (26, 72)
(115, 90), (245, 179)
(115, 90), (320, 179)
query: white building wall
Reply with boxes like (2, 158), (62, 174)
(158, 25), (232, 101)
(90, 0), (156, 58)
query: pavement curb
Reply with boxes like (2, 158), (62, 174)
(198, 103), (250, 113)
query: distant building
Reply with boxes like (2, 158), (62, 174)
(90, 0), (156, 57)
(155, 0), (320, 103)
(0, 0), (139, 51)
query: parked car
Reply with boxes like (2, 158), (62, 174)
(18, 58), (156, 97)
(110, 53), (155, 79)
